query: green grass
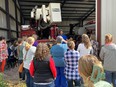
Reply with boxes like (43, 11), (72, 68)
(0, 73), (8, 87)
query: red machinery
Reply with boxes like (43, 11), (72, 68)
(20, 25), (36, 37)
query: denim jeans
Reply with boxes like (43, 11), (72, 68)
(19, 69), (25, 80)
(33, 81), (55, 87)
(67, 79), (81, 87)
(19, 60), (25, 80)
(105, 70), (116, 87)
(25, 68), (33, 87)
(55, 67), (68, 87)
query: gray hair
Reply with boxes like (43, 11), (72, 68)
(56, 36), (63, 43)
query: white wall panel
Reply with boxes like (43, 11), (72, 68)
(10, 18), (16, 31)
(9, 0), (15, 18)
(0, 11), (6, 28)
(0, 0), (5, 10)
(101, 0), (116, 45)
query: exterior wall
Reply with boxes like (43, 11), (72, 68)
(0, 0), (21, 39)
(101, 0), (116, 45)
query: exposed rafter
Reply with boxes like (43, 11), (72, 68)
(81, 6), (95, 21)
(18, 0), (95, 21)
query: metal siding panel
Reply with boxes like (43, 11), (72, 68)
(101, 0), (116, 44)
(9, 0), (15, 18)
(0, 10), (6, 28)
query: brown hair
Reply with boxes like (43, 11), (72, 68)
(18, 38), (23, 44)
(82, 34), (91, 49)
(78, 55), (103, 87)
(67, 41), (75, 50)
(35, 43), (50, 60)
(105, 33), (113, 43)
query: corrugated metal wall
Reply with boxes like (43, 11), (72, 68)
(0, 0), (21, 40)
(101, 0), (116, 44)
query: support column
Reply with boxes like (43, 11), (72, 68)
(5, 0), (11, 39)
(96, 0), (101, 46)
(14, 0), (19, 37)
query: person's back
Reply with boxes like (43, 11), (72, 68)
(33, 57), (54, 83)
(29, 43), (56, 87)
(77, 34), (93, 57)
(100, 34), (116, 87)
(77, 43), (93, 57)
(50, 44), (68, 67)
(18, 44), (24, 60)
(50, 36), (68, 87)
(100, 43), (116, 71)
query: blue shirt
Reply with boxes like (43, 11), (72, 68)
(50, 44), (68, 67)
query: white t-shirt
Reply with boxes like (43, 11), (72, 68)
(23, 46), (36, 69)
(77, 43), (93, 57)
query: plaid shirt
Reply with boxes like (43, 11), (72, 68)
(0, 41), (8, 62)
(64, 49), (80, 80)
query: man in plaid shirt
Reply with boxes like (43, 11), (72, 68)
(64, 41), (81, 87)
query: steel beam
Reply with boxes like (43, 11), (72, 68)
(5, 0), (11, 39)
(81, 6), (95, 21)
(14, 0), (19, 37)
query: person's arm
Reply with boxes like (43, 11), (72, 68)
(49, 57), (57, 78)
(62, 39), (67, 43)
(29, 60), (34, 77)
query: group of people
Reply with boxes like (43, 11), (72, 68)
(0, 32), (116, 87)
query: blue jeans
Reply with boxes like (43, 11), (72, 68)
(19, 60), (25, 80)
(25, 68), (33, 87)
(67, 79), (81, 87)
(19, 69), (25, 80)
(105, 70), (116, 87)
(55, 67), (68, 87)
(33, 81), (55, 87)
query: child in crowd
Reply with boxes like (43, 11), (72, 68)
(30, 43), (56, 87)
(78, 55), (112, 87)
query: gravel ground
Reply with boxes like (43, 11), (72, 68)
(3, 66), (26, 87)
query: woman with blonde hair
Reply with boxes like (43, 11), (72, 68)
(77, 34), (93, 57)
(78, 55), (112, 87)
(29, 43), (56, 87)
(64, 41), (81, 87)
(100, 33), (116, 87)
(23, 37), (36, 87)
